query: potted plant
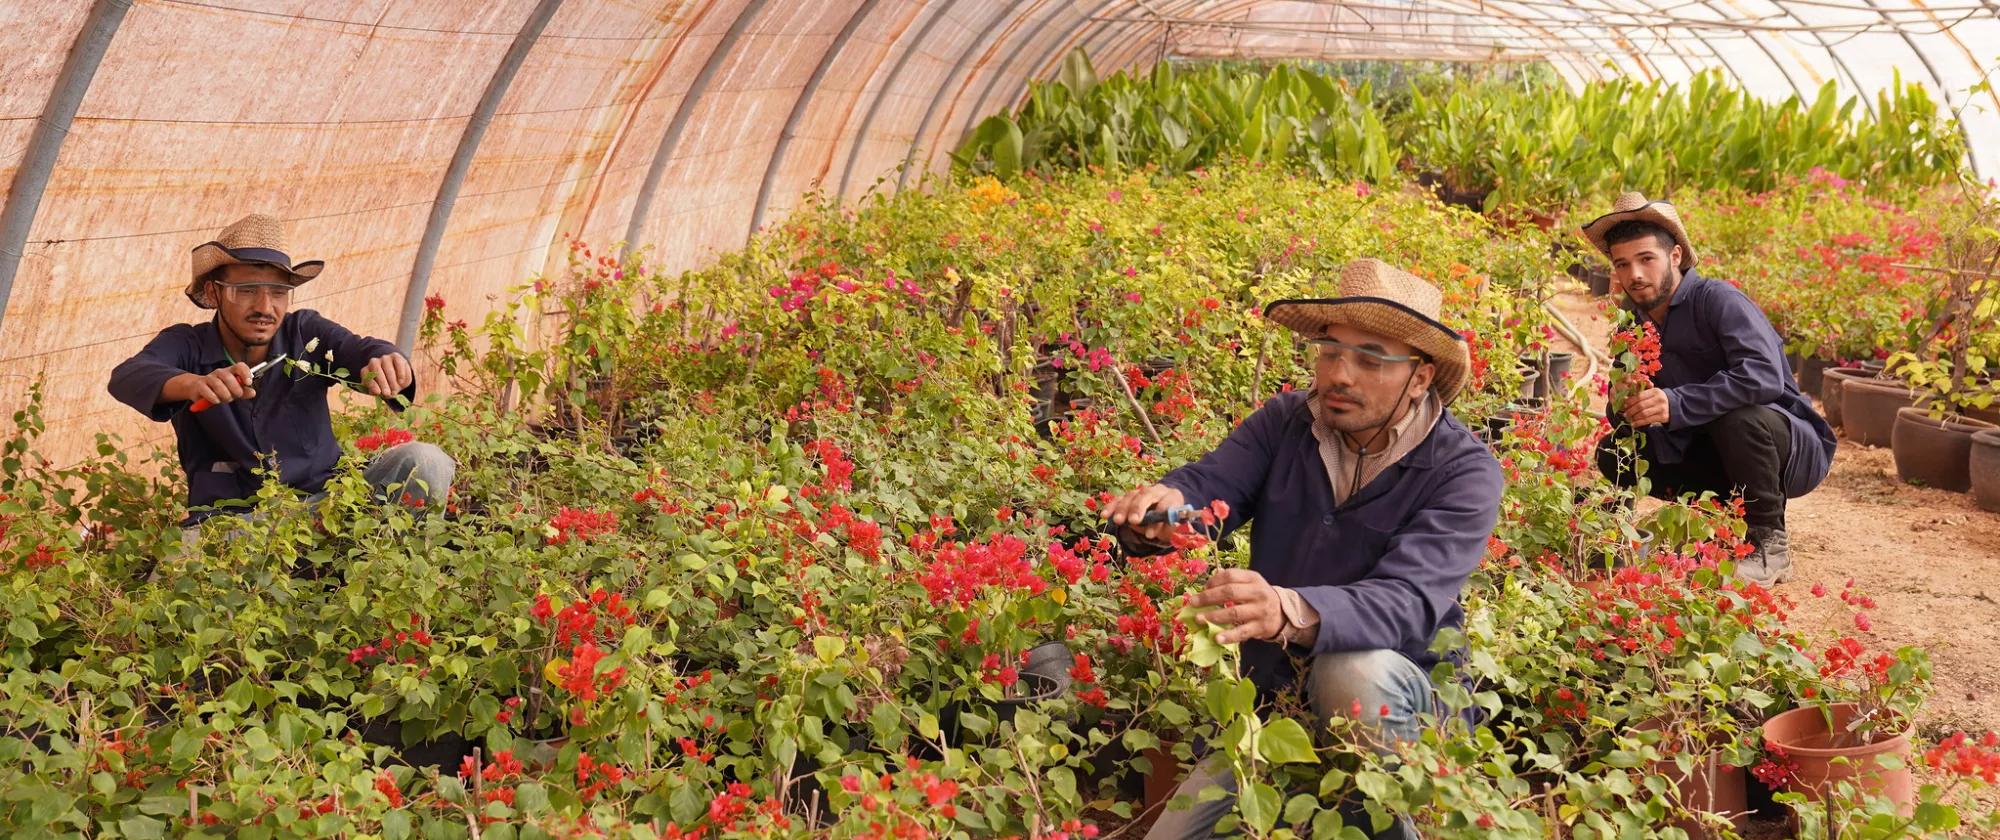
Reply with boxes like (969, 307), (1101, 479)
(1884, 218), (2000, 490)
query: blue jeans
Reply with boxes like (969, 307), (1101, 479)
(1145, 649), (1437, 840)
(178, 442), (456, 549)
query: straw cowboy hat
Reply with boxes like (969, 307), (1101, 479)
(1579, 191), (1698, 269)
(1263, 258), (1471, 404)
(185, 213), (323, 308)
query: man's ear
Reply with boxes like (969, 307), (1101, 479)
(1409, 362), (1436, 401)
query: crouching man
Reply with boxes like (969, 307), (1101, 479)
(108, 213), (454, 538)
(1103, 259), (1504, 840)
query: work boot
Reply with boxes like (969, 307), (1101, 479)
(1739, 527), (1793, 586)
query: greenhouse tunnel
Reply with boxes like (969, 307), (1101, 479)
(2, 0), (1996, 467)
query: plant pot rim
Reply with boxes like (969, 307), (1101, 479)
(1842, 377), (1916, 397)
(1973, 427), (2000, 444)
(1893, 406), (1998, 432)
(1762, 703), (1913, 758)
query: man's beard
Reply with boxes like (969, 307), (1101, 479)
(1308, 384), (1395, 434)
(1624, 263), (1677, 310)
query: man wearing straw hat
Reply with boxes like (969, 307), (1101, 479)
(108, 213), (454, 531)
(1580, 193), (1835, 585)
(1103, 259), (1504, 840)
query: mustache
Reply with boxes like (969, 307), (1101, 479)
(1307, 385), (1363, 406)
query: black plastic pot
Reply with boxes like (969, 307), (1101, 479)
(356, 716), (477, 771)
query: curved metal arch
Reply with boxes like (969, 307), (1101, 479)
(895, 0), (1048, 191)
(622, 0), (777, 255)
(1842, 0), (1976, 170)
(396, 0), (565, 351)
(832, 0), (963, 201)
(0, 0), (132, 339)
(988, 0), (1136, 119)
(951, 0), (1118, 146)
(748, 0), (887, 237)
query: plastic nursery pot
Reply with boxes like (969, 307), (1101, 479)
(1633, 718), (1749, 840)
(1520, 352), (1575, 401)
(1584, 266), (1613, 297)
(1890, 408), (1995, 493)
(1761, 703), (1914, 815)
(1968, 428), (2000, 513)
(1820, 366), (1870, 430)
(1797, 356), (1830, 400)
(1515, 367), (1541, 403)
(1839, 378), (1919, 449)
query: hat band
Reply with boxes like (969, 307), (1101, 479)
(1267, 295), (1466, 344)
(216, 246), (295, 268)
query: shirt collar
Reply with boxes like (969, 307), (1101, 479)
(196, 317), (232, 366)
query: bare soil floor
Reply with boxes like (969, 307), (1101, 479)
(1552, 284), (2000, 835)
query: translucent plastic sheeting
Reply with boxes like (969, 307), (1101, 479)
(1, 0), (1992, 468)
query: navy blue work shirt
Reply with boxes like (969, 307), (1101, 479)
(1132, 390), (1505, 693)
(1627, 268), (1836, 498)
(107, 310), (414, 524)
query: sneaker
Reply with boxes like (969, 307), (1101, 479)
(1739, 527), (1793, 585)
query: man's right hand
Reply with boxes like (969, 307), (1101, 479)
(165, 364), (256, 407)
(1101, 483), (1187, 544)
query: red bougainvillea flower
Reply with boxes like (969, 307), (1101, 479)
(1924, 732), (2000, 783)
(546, 506), (618, 545)
(355, 427), (415, 452)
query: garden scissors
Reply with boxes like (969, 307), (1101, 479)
(190, 353), (287, 413)
(1138, 503), (1197, 526)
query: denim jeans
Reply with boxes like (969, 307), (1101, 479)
(1145, 649), (1437, 840)
(177, 442), (456, 548)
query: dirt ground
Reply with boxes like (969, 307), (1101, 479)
(1550, 284), (2000, 833)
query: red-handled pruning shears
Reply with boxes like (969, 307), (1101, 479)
(190, 353), (287, 413)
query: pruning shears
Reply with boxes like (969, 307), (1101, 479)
(1137, 504), (1197, 526)
(190, 353), (287, 413)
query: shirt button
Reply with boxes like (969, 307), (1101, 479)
(1322, 514), (1335, 526)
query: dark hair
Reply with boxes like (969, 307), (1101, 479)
(1603, 220), (1677, 255)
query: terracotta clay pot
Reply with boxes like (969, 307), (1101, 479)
(1840, 378), (1919, 448)
(1891, 408), (1995, 492)
(1631, 718), (1748, 838)
(1970, 429), (2000, 513)
(1762, 703), (1914, 814)
(1821, 367), (1869, 430)
(1797, 356), (1829, 399)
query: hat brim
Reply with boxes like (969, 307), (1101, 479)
(1579, 202), (1698, 268)
(1264, 296), (1469, 404)
(186, 243), (321, 309)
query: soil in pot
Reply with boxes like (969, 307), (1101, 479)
(1891, 408), (1995, 492)
(1762, 703), (1914, 814)
(1840, 378), (1919, 448)
(1820, 367), (1870, 429)
(1970, 428), (2000, 513)
(1798, 356), (1829, 398)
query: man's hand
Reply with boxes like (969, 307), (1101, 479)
(166, 363), (255, 407)
(1101, 483), (1186, 544)
(1623, 387), (1671, 428)
(1187, 568), (1285, 645)
(358, 352), (414, 398)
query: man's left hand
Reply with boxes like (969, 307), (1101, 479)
(1623, 387), (1671, 428)
(359, 352), (414, 398)
(1188, 568), (1284, 644)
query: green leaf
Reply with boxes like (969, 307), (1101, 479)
(1239, 781), (1283, 835)
(1257, 717), (1319, 764)
(118, 816), (167, 839)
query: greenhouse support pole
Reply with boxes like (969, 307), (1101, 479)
(623, 0), (775, 258)
(0, 0), (131, 340)
(750, 0), (886, 239)
(397, 0), (564, 352)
